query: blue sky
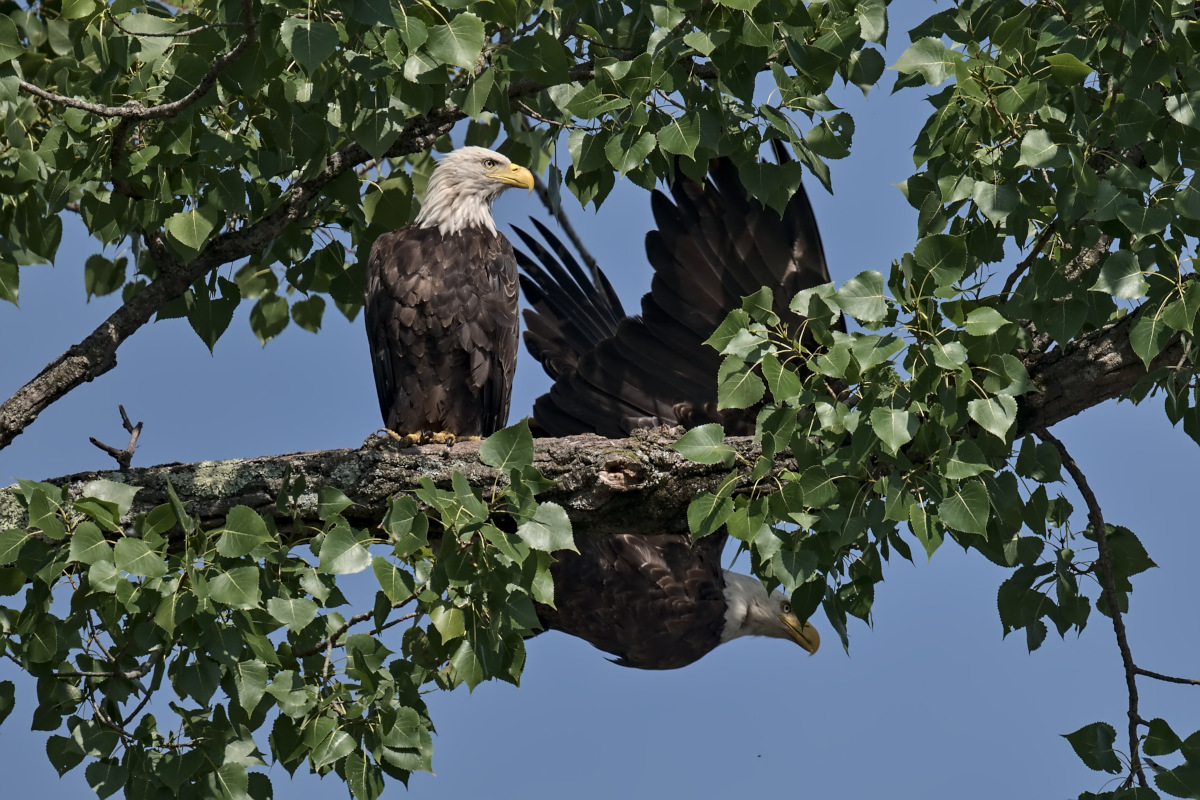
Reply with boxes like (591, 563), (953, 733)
(3, 3), (1199, 797)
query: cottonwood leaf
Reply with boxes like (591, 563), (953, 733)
(280, 18), (339, 74)
(1063, 722), (1121, 773)
(425, 13), (485, 69)
(671, 424), (735, 465)
(516, 502), (576, 552)
(480, 419), (535, 471)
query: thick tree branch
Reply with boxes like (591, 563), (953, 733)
(0, 430), (756, 537)
(1016, 312), (1189, 434)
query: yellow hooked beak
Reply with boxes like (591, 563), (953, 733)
(489, 163), (535, 193)
(781, 615), (821, 655)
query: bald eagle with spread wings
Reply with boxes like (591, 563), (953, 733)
(365, 146), (830, 670)
(516, 153), (835, 668)
(364, 147), (534, 440)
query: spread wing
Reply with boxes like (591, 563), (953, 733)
(518, 153), (837, 438)
(365, 226), (519, 437)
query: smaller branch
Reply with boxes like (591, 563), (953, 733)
(89, 404), (143, 470)
(297, 595), (418, 658)
(1037, 428), (1147, 789)
(1135, 667), (1200, 687)
(1001, 224), (1056, 298)
(531, 169), (602, 280)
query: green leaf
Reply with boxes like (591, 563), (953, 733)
(280, 18), (339, 74)
(834, 270), (887, 322)
(965, 308), (1010, 335)
(430, 605), (465, 640)
(232, 660), (268, 711)
(84, 255), (126, 301)
(208, 565), (261, 608)
(449, 638), (485, 690)
(671, 424), (735, 465)
(973, 182), (1018, 224)
(1063, 722), (1121, 774)
(217, 506), (271, 557)
(291, 294), (326, 333)
(312, 729), (356, 769)
(688, 492), (734, 538)
(114, 538), (166, 578)
(68, 522), (114, 565)
(479, 419), (535, 471)
(85, 759), (127, 800)
(425, 13), (485, 69)
(249, 295), (289, 345)
(0, 260), (16, 305)
(61, 0), (97, 20)
(944, 440), (992, 479)
(372, 556), (415, 603)
(1045, 53), (1093, 85)
(908, 502), (941, 558)
(1166, 92), (1200, 129)
(1145, 718), (1184, 756)
(0, 680), (13, 726)
(762, 353), (802, 403)
(1017, 129), (1066, 168)
(968, 395), (1017, 441)
(1131, 302), (1173, 366)
(187, 277), (240, 352)
(717, 355), (766, 408)
(605, 130), (656, 175)
(0, 15), (23, 64)
(940, 481), (989, 535)
(164, 206), (220, 261)
(319, 525), (373, 574)
(267, 596), (318, 632)
(870, 407), (916, 454)
(911, 233), (967, 288)
(893, 37), (959, 86)
(1090, 251), (1148, 300)
(516, 502), (576, 552)
(657, 113), (700, 158)
(318, 487), (354, 520)
(80, 479), (140, 517)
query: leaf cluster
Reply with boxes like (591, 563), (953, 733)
(0, 421), (571, 799)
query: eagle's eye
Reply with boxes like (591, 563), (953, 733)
(781, 600), (791, 614)
(483, 158), (498, 169)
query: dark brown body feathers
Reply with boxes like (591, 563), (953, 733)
(365, 225), (519, 437)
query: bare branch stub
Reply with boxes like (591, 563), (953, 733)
(89, 404), (143, 470)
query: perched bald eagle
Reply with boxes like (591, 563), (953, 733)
(364, 147), (534, 439)
(517, 153), (834, 669)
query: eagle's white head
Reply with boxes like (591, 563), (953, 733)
(719, 571), (821, 654)
(414, 146), (535, 237)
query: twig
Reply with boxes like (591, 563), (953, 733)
(296, 595), (418, 658)
(105, 7), (245, 38)
(531, 169), (602, 280)
(1135, 667), (1200, 687)
(1000, 224), (1056, 298)
(89, 404), (143, 470)
(1036, 427), (1147, 789)
(57, 646), (161, 681)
